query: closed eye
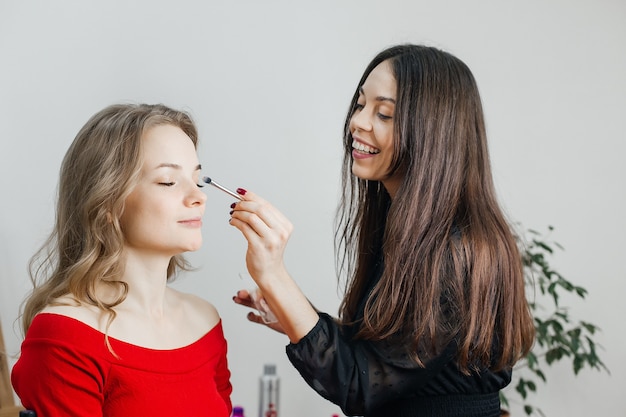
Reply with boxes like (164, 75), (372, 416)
(159, 182), (175, 186)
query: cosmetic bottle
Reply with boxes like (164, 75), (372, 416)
(259, 364), (279, 417)
(232, 406), (245, 417)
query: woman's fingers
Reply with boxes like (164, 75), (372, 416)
(233, 289), (255, 309)
(228, 191), (293, 276)
(233, 289), (287, 334)
(246, 312), (287, 334)
(230, 191), (293, 240)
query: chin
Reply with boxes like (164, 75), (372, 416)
(174, 239), (202, 253)
(352, 171), (375, 182)
(352, 164), (376, 181)
(186, 242), (203, 252)
(351, 166), (366, 180)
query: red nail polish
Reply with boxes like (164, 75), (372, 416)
(230, 202), (236, 209)
(229, 210), (234, 215)
(236, 188), (247, 195)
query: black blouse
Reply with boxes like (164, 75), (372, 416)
(285, 257), (511, 416)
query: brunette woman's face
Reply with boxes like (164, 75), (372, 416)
(120, 124), (206, 257)
(349, 60), (402, 197)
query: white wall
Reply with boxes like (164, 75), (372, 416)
(1, 1), (624, 416)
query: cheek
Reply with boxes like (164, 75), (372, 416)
(119, 201), (138, 231)
(119, 198), (157, 238)
(375, 128), (395, 158)
(380, 126), (395, 149)
(119, 212), (141, 242)
(378, 129), (396, 171)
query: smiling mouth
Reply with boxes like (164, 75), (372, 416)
(352, 140), (380, 154)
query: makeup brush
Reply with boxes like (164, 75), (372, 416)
(202, 176), (243, 200)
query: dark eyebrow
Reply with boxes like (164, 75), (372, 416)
(358, 87), (396, 104)
(156, 163), (202, 170)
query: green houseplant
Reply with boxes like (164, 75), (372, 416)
(500, 226), (609, 416)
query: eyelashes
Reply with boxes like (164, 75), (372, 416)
(353, 103), (392, 120)
(158, 182), (205, 189)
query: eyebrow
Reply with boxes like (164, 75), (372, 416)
(358, 87), (396, 104)
(156, 163), (202, 170)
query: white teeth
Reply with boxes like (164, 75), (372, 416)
(352, 140), (380, 154)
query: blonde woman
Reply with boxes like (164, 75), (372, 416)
(12, 103), (232, 417)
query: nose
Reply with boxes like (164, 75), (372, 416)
(186, 182), (207, 207)
(349, 106), (373, 133)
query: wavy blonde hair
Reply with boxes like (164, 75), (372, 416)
(21, 103), (199, 337)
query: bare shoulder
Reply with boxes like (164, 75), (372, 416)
(40, 295), (103, 330)
(167, 288), (221, 332)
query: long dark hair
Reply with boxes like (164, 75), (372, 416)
(336, 45), (534, 372)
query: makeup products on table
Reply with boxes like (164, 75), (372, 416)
(259, 364), (279, 417)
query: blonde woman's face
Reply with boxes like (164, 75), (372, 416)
(349, 60), (402, 197)
(120, 124), (206, 257)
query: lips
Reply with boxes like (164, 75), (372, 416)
(178, 217), (203, 227)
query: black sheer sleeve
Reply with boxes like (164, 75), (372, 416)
(286, 313), (455, 415)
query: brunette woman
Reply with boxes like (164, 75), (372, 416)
(231, 44), (535, 417)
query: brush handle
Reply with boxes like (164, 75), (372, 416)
(203, 177), (243, 200)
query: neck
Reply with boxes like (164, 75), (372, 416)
(116, 249), (173, 317)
